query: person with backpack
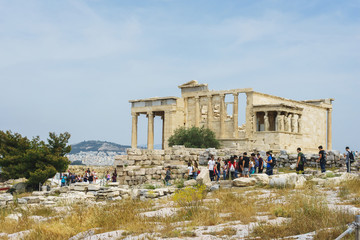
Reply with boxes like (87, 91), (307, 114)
(165, 166), (171, 186)
(344, 147), (354, 173)
(257, 153), (264, 173)
(61, 174), (67, 187)
(266, 151), (273, 175)
(317, 145), (326, 173)
(234, 155), (239, 178)
(296, 147), (306, 174)
(250, 153), (256, 176)
(242, 152), (250, 178)
(228, 156), (236, 180)
(215, 158), (221, 181)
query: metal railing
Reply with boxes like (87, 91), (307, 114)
(335, 215), (360, 240)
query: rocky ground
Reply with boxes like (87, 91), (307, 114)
(0, 168), (359, 240)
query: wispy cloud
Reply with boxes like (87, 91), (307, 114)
(0, 0), (359, 149)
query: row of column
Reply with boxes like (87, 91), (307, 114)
(185, 93), (239, 139)
(131, 112), (156, 150)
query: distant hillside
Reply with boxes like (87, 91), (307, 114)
(70, 140), (130, 154)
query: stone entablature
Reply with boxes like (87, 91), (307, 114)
(128, 80), (334, 152)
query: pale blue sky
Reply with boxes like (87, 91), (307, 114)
(0, 0), (359, 151)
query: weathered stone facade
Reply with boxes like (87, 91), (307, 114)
(130, 80), (333, 152)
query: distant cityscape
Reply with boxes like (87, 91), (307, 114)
(66, 141), (161, 166)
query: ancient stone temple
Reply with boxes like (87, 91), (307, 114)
(129, 80), (333, 152)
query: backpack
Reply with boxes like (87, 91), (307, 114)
(321, 151), (327, 162)
(230, 164), (235, 172)
(270, 157), (276, 167)
(301, 153), (307, 165)
(349, 151), (355, 163)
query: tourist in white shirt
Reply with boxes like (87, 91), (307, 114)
(187, 162), (193, 180)
(208, 155), (216, 181)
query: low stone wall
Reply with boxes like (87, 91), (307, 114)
(0, 183), (178, 207)
(116, 165), (188, 186)
(114, 146), (355, 186)
(116, 146), (350, 167)
(114, 146), (205, 167)
(275, 150), (350, 168)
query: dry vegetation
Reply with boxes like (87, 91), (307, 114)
(252, 190), (354, 239)
(0, 177), (359, 239)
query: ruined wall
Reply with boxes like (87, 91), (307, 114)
(114, 146), (348, 185)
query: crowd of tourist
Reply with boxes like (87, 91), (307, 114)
(58, 146), (357, 187)
(60, 168), (118, 187)
(204, 151), (273, 181)
(191, 145), (357, 182)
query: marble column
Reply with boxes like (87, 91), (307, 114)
(184, 97), (188, 127)
(327, 109), (332, 150)
(161, 114), (165, 150)
(131, 112), (138, 148)
(195, 96), (200, 127)
(147, 112), (154, 150)
(233, 93), (239, 138)
(207, 95), (213, 129)
(163, 110), (171, 149)
(220, 94), (226, 138)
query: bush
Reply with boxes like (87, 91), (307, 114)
(174, 179), (185, 188)
(173, 185), (206, 210)
(168, 126), (220, 148)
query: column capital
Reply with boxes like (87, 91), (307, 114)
(194, 96), (200, 99)
(131, 112), (139, 117)
(233, 92), (239, 97)
(219, 93), (225, 97)
(147, 111), (153, 117)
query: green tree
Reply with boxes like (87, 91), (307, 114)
(168, 126), (220, 149)
(0, 130), (71, 188)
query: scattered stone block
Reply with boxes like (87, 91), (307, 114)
(251, 174), (269, 185)
(184, 179), (197, 187)
(233, 178), (257, 187)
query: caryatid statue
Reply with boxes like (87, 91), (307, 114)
(277, 114), (284, 131)
(287, 114), (292, 132)
(264, 112), (270, 131)
(291, 114), (299, 133)
(284, 114), (289, 132)
(298, 115), (302, 133)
